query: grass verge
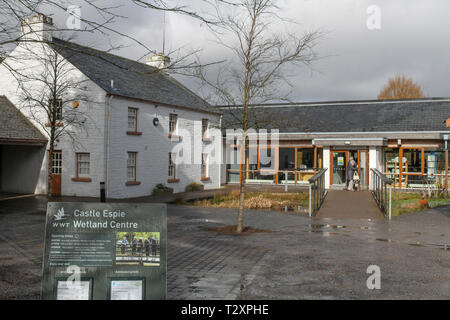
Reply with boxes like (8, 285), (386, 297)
(191, 190), (308, 211)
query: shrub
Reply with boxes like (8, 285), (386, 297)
(185, 182), (204, 192)
(152, 184), (173, 196)
(174, 195), (187, 205)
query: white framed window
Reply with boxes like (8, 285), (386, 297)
(128, 108), (138, 131)
(50, 99), (63, 121)
(76, 153), (90, 176)
(127, 152), (137, 181)
(202, 119), (208, 139)
(168, 153), (176, 179)
(51, 151), (62, 174)
(201, 153), (208, 178)
(169, 113), (178, 134)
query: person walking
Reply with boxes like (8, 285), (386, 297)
(347, 157), (358, 191)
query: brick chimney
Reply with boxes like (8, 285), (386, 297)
(21, 13), (54, 42)
(146, 53), (170, 71)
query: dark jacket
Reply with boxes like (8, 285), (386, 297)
(347, 161), (357, 180)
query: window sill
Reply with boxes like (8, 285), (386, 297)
(126, 131), (142, 136)
(72, 177), (92, 182)
(200, 177), (211, 181)
(167, 178), (180, 183)
(126, 181), (141, 186)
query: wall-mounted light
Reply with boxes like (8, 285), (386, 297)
(153, 117), (159, 126)
(344, 141), (351, 145)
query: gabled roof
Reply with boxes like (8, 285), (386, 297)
(0, 96), (47, 144)
(49, 38), (218, 115)
(220, 99), (450, 133)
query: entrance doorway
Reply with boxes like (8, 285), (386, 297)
(331, 151), (347, 186)
(330, 149), (369, 190)
(51, 150), (62, 196)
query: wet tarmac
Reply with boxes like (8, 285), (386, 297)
(0, 196), (448, 299)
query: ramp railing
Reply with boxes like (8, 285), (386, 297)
(308, 169), (328, 217)
(371, 168), (393, 220)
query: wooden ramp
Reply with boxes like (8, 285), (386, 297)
(316, 190), (384, 220)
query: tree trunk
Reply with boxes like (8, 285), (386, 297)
(236, 133), (248, 233)
(47, 134), (55, 197)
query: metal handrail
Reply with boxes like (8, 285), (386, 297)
(308, 169), (328, 217)
(371, 168), (393, 220)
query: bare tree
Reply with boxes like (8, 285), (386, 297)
(378, 74), (425, 100)
(191, 0), (322, 233)
(11, 39), (97, 196)
(0, 0), (229, 60)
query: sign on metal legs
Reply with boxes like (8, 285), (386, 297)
(41, 202), (166, 300)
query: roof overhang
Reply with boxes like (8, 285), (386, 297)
(312, 137), (387, 147)
(0, 138), (47, 146)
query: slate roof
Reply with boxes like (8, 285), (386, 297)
(220, 99), (450, 133)
(0, 96), (47, 143)
(49, 38), (217, 114)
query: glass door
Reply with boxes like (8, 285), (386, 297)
(332, 151), (348, 186)
(359, 150), (368, 190)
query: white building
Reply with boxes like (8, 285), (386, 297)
(0, 13), (222, 199)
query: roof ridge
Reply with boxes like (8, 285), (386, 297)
(51, 37), (158, 71)
(218, 98), (450, 109)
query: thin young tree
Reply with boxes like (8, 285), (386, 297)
(11, 39), (95, 196)
(192, 0), (322, 233)
(378, 74), (425, 100)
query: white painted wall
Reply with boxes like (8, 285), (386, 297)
(369, 147), (378, 190)
(0, 41), (107, 197)
(0, 20), (222, 198)
(323, 147), (331, 189)
(107, 96), (221, 199)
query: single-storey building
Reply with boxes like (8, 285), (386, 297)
(221, 99), (450, 190)
(0, 96), (48, 194)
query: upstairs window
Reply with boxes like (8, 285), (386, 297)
(169, 113), (178, 134)
(50, 99), (63, 121)
(128, 108), (138, 131)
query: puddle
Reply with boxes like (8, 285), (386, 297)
(308, 224), (347, 230)
(376, 238), (393, 243)
(408, 242), (425, 247)
(376, 238), (449, 251)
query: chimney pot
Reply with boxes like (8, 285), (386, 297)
(146, 54), (170, 71)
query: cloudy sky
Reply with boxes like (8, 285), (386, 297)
(44, 0), (450, 103)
